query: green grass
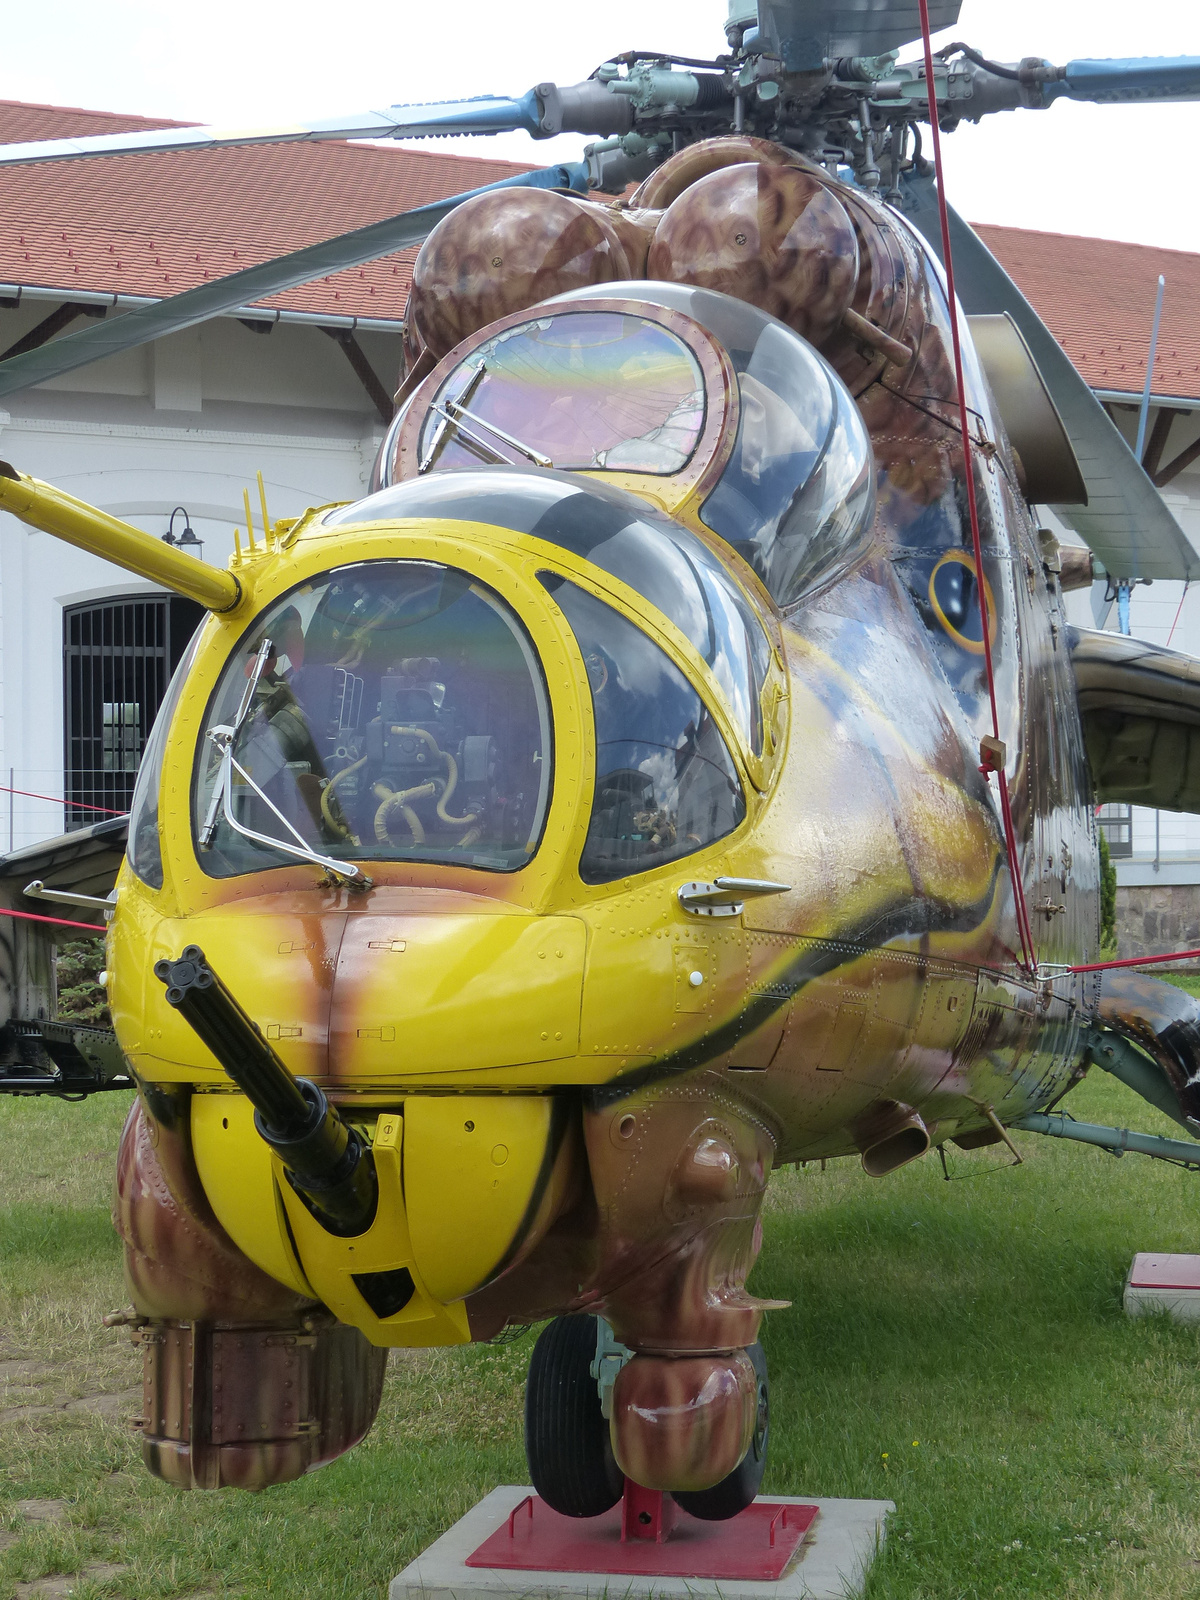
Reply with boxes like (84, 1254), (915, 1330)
(5, 1066), (1200, 1598)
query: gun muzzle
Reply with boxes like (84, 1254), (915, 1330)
(154, 946), (377, 1236)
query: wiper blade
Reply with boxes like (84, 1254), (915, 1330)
(418, 361), (487, 472)
(221, 750), (369, 885)
(441, 396), (553, 469)
(417, 359), (554, 472)
(199, 635), (274, 846)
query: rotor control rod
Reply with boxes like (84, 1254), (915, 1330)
(155, 946), (377, 1236)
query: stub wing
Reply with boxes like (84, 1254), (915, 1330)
(1070, 626), (1200, 813)
(0, 817), (128, 1096)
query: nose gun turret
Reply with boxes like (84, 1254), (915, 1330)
(154, 947), (377, 1236)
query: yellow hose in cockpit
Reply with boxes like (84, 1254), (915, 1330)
(320, 756), (365, 839)
(434, 751), (479, 827)
(373, 780), (437, 844)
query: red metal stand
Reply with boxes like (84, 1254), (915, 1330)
(466, 1480), (819, 1581)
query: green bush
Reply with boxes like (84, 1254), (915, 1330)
(1099, 830), (1118, 956)
(55, 936), (109, 1026)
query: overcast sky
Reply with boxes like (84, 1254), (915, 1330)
(3, 0), (1197, 253)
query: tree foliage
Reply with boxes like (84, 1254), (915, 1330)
(1099, 831), (1118, 955)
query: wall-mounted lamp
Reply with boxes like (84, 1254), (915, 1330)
(162, 506), (204, 560)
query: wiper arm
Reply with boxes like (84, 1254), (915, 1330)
(197, 637), (369, 886)
(440, 396), (553, 469)
(418, 359), (554, 472)
(203, 732), (369, 886)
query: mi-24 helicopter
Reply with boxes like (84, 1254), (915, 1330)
(2, 0), (1200, 1514)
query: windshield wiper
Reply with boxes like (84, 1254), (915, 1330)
(199, 636), (369, 888)
(419, 361), (487, 472)
(437, 396), (553, 470)
(418, 361), (553, 472)
(199, 636), (272, 846)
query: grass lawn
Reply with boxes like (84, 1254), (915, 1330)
(4, 1065), (1200, 1598)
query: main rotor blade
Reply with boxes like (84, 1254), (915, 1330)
(0, 92), (545, 168)
(0, 162), (587, 399)
(1048, 56), (1200, 105)
(756, 0), (961, 70)
(903, 173), (1200, 583)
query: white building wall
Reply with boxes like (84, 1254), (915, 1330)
(0, 311), (397, 847)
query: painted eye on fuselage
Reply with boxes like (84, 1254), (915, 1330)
(927, 550), (998, 655)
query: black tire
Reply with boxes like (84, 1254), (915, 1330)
(674, 1342), (769, 1521)
(525, 1315), (625, 1518)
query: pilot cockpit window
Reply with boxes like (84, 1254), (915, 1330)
(417, 312), (705, 477)
(698, 322), (875, 608)
(542, 283), (877, 609)
(193, 562), (552, 877)
(541, 575), (746, 885)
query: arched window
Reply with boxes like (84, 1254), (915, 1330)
(62, 593), (204, 828)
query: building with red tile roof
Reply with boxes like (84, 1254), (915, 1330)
(0, 97), (533, 327)
(0, 96), (1197, 919)
(978, 224), (1200, 405)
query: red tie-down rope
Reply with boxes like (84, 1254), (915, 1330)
(915, 0), (1039, 975)
(0, 784), (127, 815)
(916, 0), (1200, 982)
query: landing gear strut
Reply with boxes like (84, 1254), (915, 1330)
(524, 1316), (769, 1522)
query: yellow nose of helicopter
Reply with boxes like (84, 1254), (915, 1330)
(89, 439), (798, 1350)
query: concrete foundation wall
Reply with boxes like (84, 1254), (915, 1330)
(1116, 884), (1200, 959)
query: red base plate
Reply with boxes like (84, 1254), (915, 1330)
(466, 1495), (819, 1581)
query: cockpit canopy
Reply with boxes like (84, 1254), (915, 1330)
(385, 283), (875, 609)
(327, 469), (772, 754)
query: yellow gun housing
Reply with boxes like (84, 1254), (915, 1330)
(156, 946), (377, 1237)
(0, 461), (242, 612)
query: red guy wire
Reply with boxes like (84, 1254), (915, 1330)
(1069, 946), (1200, 975)
(0, 906), (105, 934)
(915, 0), (1038, 975)
(0, 784), (127, 815)
(1166, 580), (1190, 648)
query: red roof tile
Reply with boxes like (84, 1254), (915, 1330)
(0, 99), (534, 323)
(977, 224), (1200, 403)
(2, 102), (1197, 395)
(0, 100), (189, 143)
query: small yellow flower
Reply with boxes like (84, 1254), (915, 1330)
(912, 1440), (920, 1447)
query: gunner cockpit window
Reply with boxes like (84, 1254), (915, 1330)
(541, 575), (746, 885)
(417, 313), (706, 477)
(193, 562), (552, 877)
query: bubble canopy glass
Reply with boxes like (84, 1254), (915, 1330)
(417, 312), (706, 477)
(546, 284), (877, 608)
(192, 562), (552, 876)
(326, 470), (772, 754)
(541, 575), (746, 885)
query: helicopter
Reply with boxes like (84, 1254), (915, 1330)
(2, 0), (1200, 1523)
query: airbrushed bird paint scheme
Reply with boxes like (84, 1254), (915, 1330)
(3, 0), (1200, 1519)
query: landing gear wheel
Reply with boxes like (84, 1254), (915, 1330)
(674, 1342), (769, 1521)
(525, 1315), (625, 1518)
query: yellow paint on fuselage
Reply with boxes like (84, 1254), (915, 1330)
(100, 501), (1015, 1341)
